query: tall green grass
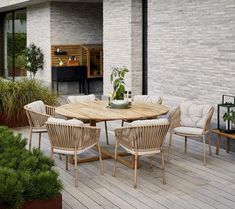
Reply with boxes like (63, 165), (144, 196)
(0, 78), (58, 127)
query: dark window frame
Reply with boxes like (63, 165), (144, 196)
(0, 8), (26, 80)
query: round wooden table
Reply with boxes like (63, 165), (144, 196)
(56, 100), (169, 123)
(55, 100), (169, 168)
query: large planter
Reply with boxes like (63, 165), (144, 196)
(0, 112), (28, 128)
(0, 193), (62, 209)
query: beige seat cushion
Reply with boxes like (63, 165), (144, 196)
(174, 127), (203, 135)
(130, 118), (169, 126)
(180, 102), (213, 128)
(26, 100), (46, 114)
(67, 94), (96, 103)
(47, 117), (83, 126)
(133, 95), (162, 104)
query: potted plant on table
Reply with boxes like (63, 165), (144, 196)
(223, 110), (235, 132)
(110, 67), (129, 100)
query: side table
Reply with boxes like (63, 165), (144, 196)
(212, 129), (235, 155)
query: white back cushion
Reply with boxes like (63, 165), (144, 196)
(47, 117), (83, 126)
(131, 118), (169, 126)
(134, 95), (161, 104)
(26, 100), (46, 114)
(180, 102), (212, 128)
(67, 94), (96, 103)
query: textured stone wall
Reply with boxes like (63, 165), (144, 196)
(50, 2), (103, 45)
(148, 0), (235, 150)
(103, 0), (142, 96)
(27, 2), (51, 84)
(148, 0), (235, 109)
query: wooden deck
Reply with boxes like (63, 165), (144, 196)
(13, 121), (235, 209)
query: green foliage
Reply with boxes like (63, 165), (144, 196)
(0, 78), (58, 126)
(0, 127), (63, 209)
(24, 43), (44, 77)
(110, 67), (129, 100)
(223, 110), (235, 124)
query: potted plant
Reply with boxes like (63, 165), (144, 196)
(0, 127), (63, 209)
(24, 43), (44, 78)
(0, 78), (58, 127)
(110, 67), (129, 100)
(223, 110), (235, 132)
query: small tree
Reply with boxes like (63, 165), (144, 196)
(24, 43), (44, 78)
(110, 67), (129, 100)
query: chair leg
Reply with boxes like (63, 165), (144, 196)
(184, 136), (187, 153)
(161, 150), (166, 185)
(104, 122), (109, 145)
(121, 120), (124, 127)
(66, 155), (69, 171)
(59, 154), (62, 160)
(168, 132), (173, 161)
(29, 128), (33, 151)
(38, 132), (41, 150)
(208, 133), (212, 156)
(50, 148), (54, 159)
(97, 143), (104, 175)
(134, 154), (138, 188)
(203, 135), (206, 165)
(112, 140), (119, 177)
(74, 153), (78, 187)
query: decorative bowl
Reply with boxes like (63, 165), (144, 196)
(110, 100), (129, 109)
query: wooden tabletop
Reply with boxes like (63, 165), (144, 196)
(55, 100), (169, 122)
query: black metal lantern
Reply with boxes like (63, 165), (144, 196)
(217, 95), (235, 133)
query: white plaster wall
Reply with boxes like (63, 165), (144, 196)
(27, 2), (51, 84)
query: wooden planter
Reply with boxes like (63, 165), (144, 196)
(0, 193), (62, 209)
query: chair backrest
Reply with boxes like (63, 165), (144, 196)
(180, 102), (214, 129)
(46, 118), (100, 151)
(67, 94), (96, 103)
(115, 118), (169, 152)
(24, 100), (47, 128)
(133, 95), (162, 104)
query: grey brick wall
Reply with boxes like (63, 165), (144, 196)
(103, 0), (142, 96)
(148, 0), (235, 150)
(27, 2), (51, 84)
(50, 2), (103, 45)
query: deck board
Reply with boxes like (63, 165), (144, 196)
(13, 121), (235, 209)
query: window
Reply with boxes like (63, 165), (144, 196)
(2, 9), (27, 80)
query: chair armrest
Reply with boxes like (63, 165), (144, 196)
(203, 107), (214, 133)
(27, 110), (50, 128)
(114, 127), (135, 150)
(169, 106), (181, 131)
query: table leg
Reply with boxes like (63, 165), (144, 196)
(227, 138), (230, 153)
(216, 134), (220, 155)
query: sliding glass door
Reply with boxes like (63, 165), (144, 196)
(3, 9), (26, 80)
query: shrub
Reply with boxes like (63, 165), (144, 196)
(0, 78), (58, 127)
(0, 127), (63, 209)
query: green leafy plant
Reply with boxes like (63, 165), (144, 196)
(223, 110), (235, 124)
(0, 78), (58, 127)
(110, 67), (129, 100)
(0, 127), (63, 209)
(24, 43), (44, 78)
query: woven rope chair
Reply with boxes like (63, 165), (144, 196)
(67, 94), (109, 145)
(46, 122), (103, 187)
(168, 104), (214, 165)
(24, 101), (56, 150)
(121, 95), (163, 126)
(113, 119), (169, 188)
